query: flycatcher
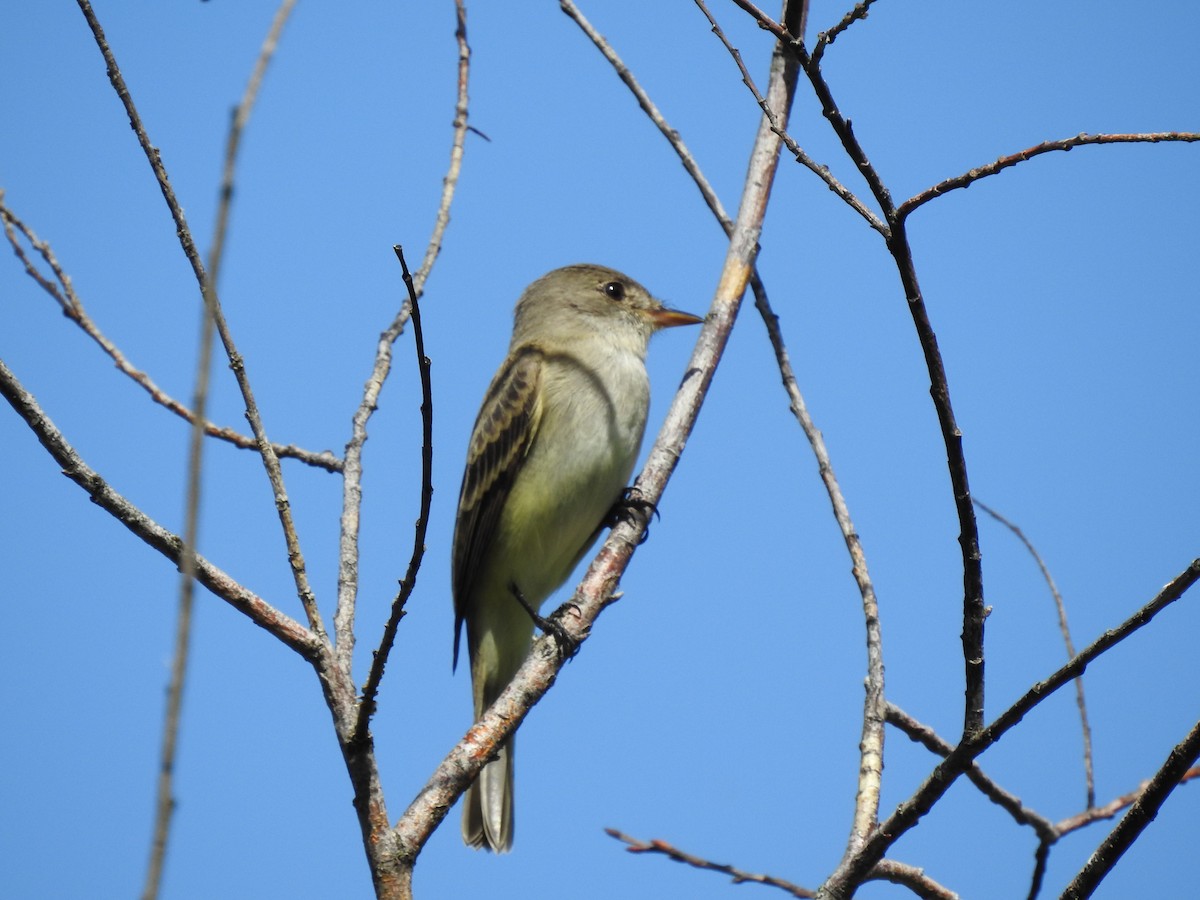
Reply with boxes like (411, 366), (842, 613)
(452, 263), (702, 851)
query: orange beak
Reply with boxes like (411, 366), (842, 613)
(647, 307), (704, 329)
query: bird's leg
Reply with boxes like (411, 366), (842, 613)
(509, 582), (580, 660)
(605, 484), (660, 545)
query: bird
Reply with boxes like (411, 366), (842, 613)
(451, 263), (702, 851)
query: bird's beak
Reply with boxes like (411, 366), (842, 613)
(647, 306), (704, 329)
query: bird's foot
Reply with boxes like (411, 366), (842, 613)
(509, 582), (581, 660)
(606, 485), (660, 545)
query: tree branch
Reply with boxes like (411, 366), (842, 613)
(77, 0), (326, 636)
(819, 559), (1200, 897)
(141, 4), (299, 896)
(975, 498), (1094, 808)
(898, 132), (1200, 219)
(333, 0), (472, 671)
(0, 357), (319, 658)
(605, 829), (815, 897)
(0, 194), (340, 471)
(1061, 718), (1200, 899)
(351, 247), (434, 745)
(812, 0), (881, 64)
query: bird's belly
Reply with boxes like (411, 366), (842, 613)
(492, 423), (637, 607)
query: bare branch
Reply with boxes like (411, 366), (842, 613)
(413, 0), (471, 294)
(812, 0), (881, 64)
(722, 9), (988, 742)
(334, 0), (472, 667)
(793, 37), (986, 737)
(885, 702), (1057, 840)
(0, 194), (340, 471)
(604, 830), (958, 900)
(77, 0), (326, 635)
(975, 498), (1094, 808)
(0, 357), (319, 658)
(1055, 766), (1200, 839)
(605, 829), (815, 898)
(819, 559), (1200, 896)
(691, 0), (885, 233)
(867, 859), (958, 900)
(1061, 719), (1200, 899)
(141, 5), (299, 896)
(898, 132), (1200, 219)
(351, 247), (434, 745)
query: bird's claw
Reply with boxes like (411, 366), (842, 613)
(509, 583), (581, 660)
(606, 486), (660, 544)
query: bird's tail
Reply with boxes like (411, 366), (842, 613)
(462, 633), (522, 852)
(462, 736), (514, 852)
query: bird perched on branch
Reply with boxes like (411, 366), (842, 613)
(452, 263), (702, 852)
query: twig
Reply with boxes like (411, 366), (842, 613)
(1061, 718), (1200, 899)
(140, 4), (299, 897)
(793, 36), (986, 739)
(812, 0), (881, 64)
(351, 247), (434, 745)
(1055, 766), (1200, 838)
(885, 702), (1057, 840)
(819, 559), (1200, 897)
(0, 357), (319, 657)
(0, 194), (340, 471)
(975, 498), (1094, 808)
(867, 859), (958, 900)
(605, 830), (958, 899)
(728, 6), (990, 741)
(77, 0), (325, 635)
(898, 132), (1200, 219)
(605, 829), (815, 898)
(687, 0), (885, 233)
(334, 0), (471, 669)
(413, 0), (471, 294)
(391, 0), (806, 862)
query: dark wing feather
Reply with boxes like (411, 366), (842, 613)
(452, 347), (543, 669)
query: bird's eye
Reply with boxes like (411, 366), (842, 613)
(604, 281), (626, 302)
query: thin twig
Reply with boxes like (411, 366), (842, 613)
(812, 0), (880, 64)
(898, 132), (1200, 220)
(885, 703), (1057, 839)
(1061, 719), (1200, 899)
(867, 859), (958, 900)
(687, 0), (885, 233)
(0, 357), (319, 657)
(727, 7), (988, 740)
(793, 36), (986, 740)
(975, 498), (1094, 808)
(77, 0), (325, 635)
(0, 194), (340, 471)
(819, 559), (1200, 897)
(605, 830), (958, 900)
(1055, 766), (1200, 838)
(414, 0), (471, 294)
(351, 247), (434, 745)
(605, 829), (815, 898)
(392, 0), (806, 862)
(141, 4), (298, 897)
(334, 0), (471, 669)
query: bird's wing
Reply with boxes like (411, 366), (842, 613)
(452, 346), (544, 669)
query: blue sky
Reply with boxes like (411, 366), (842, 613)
(2, 2), (1198, 898)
